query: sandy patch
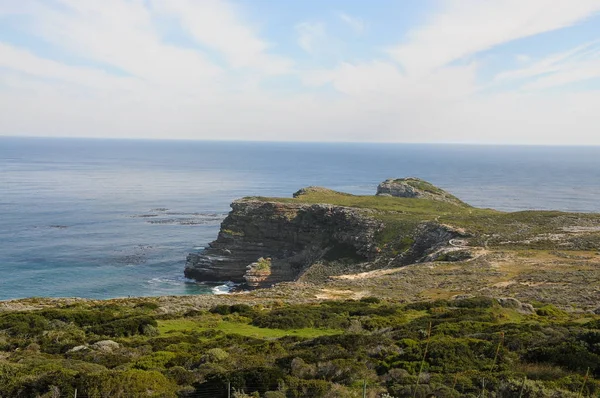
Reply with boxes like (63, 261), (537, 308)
(333, 268), (406, 281)
(492, 281), (516, 288)
(562, 226), (600, 233)
(315, 289), (368, 300)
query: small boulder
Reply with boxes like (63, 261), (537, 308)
(497, 297), (535, 314)
(68, 345), (89, 353)
(92, 340), (120, 352)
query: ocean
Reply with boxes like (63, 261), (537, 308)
(2, 137), (600, 301)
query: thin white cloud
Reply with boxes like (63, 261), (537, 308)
(21, 0), (223, 94)
(495, 40), (600, 82)
(0, 42), (140, 90)
(515, 54), (532, 64)
(339, 12), (365, 34)
(296, 21), (326, 54)
(490, 40), (600, 90)
(523, 59), (600, 90)
(387, 0), (600, 76)
(151, 0), (293, 74)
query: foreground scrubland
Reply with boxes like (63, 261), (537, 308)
(1, 296), (599, 397)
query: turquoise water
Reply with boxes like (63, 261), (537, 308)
(2, 137), (600, 300)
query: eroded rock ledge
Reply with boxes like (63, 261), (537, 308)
(185, 200), (384, 287)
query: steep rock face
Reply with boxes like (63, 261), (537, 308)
(185, 199), (384, 284)
(376, 178), (465, 205)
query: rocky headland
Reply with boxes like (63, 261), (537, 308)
(183, 177), (600, 310)
(185, 178), (474, 288)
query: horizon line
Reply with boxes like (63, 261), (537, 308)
(0, 134), (598, 148)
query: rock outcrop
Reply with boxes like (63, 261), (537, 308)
(497, 298), (536, 314)
(403, 222), (470, 264)
(185, 199), (384, 285)
(67, 340), (120, 354)
(376, 177), (466, 205)
(244, 257), (272, 288)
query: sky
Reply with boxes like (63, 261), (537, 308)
(1, 0), (600, 144)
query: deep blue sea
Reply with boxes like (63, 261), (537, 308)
(2, 137), (600, 300)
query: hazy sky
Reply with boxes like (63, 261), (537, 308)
(1, 0), (600, 144)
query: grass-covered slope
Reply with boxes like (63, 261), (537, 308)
(1, 297), (600, 397)
(237, 186), (600, 310)
(249, 187), (600, 250)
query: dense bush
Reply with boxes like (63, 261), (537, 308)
(80, 369), (178, 397)
(38, 308), (117, 326)
(90, 315), (158, 337)
(251, 305), (349, 329)
(0, 312), (49, 337)
(210, 304), (258, 317)
(1, 298), (600, 397)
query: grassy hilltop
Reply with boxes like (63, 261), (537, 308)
(253, 185), (600, 251)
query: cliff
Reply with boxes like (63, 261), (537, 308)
(185, 198), (384, 287)
(185, 181), (471, 287)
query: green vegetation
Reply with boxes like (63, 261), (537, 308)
(248, 189), (600, 250)
(157, 319), (339, 339)
(1, 297), (599, 397)
(223, 229), (245, 237)
(254, 257), (272, 272)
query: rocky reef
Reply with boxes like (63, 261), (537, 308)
(185, 179), (471, 288)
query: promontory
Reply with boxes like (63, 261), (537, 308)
(185, 177), (600, 309)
